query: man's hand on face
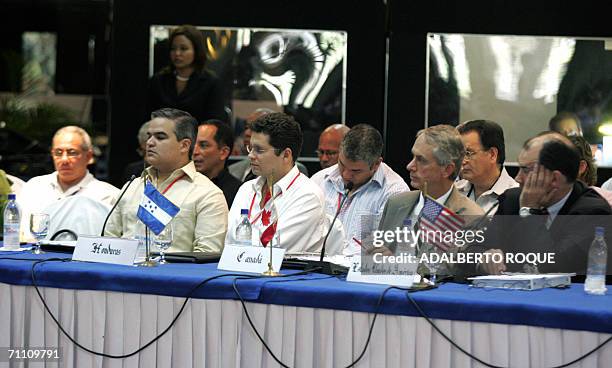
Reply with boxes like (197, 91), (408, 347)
(480, 249), (506, 275)
(519, 163), (557, 209)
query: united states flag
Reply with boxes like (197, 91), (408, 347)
(417, 195), (465, 251)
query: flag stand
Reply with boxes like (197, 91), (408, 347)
(262, 175), (280, 276)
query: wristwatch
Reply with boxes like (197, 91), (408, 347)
(519, 207), (547, 218)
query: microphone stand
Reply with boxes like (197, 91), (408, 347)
(301, 182), (354, 275)
(100, 174), (137, 236)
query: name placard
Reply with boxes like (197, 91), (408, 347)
(72, 236), (139, 266)
(218, 245), (286, 274)
(346, 256), (418, 287)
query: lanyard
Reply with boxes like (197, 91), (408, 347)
(248, 172), (301, 224)
(161, 174), (186, 194)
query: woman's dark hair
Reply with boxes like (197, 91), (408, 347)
(568, 135), (597, 186)
(168, 25), (207, 72)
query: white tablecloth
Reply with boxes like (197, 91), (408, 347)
(1, 283), (612, 368)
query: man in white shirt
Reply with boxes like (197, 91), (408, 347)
(105, 108), (228, 253)
(226, 112), (326, 254)
(18, 126), (119, 240)
(455, 120), (518, 215)
(228, 108), (308, 182)
(311, 124), (408, 254)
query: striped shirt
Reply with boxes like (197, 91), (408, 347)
(311, 162), (409, 255)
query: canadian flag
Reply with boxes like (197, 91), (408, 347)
(259, 202), (278, 247)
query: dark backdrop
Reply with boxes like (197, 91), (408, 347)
(386, 0), (612, 186)
(109, 0), (387, 186)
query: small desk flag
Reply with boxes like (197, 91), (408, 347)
(417, 195), (464, 251)
(137, 181), (180, 235)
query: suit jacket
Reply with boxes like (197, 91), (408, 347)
(228, 159), (309, 182)
(485, 181), (612, 274)
(378, 186), (484, 258)
(379, 186), (484, 235)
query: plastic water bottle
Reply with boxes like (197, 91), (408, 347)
(585, 227), (607, 295)
(235, 209), (252, 246)
(3, 194), (20, 250)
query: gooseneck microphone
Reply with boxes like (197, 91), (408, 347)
(319, 181), (354, 262)
(100, 174), (137, 236)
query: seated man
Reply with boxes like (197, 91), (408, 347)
(377, 125), (484, 275)
(480, 132), (612, 275)
(316, 124), (350, 169)
(312, 124), (408, 254)
(455, 120), (518, 215)
(226, 112), (326, 253)
(229, 108), (308, 182)
(105, 108), (228, 253)
(193, 119), (242, 207)
(18, 126), (119, 240)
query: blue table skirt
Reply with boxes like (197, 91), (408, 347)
(1, 251), (611, 334)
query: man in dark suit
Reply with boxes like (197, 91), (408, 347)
(480, 132), (612, 275)
(193, 119), (242, 207)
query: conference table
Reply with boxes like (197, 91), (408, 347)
(0, 250), (611, 368)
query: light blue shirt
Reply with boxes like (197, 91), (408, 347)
(311, 162), (409, 254)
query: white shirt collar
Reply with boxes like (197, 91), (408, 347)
(252, 165), (301, 196)
(50, 171), (94, 195)
(419, 185), (454, 207)
(546, 187), (573, 223)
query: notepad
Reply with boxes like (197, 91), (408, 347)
(468, 273), (574, 290)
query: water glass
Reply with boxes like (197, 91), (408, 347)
(154, 224), (173, 264)
(30, 213), (50, 254)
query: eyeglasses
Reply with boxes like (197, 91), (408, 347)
(518, 163), (536, 175)
(316, 149), (339, 157)
(463, 149), (486, 160)
(51, 148), (82, 159)
(246, 144), (278, 156)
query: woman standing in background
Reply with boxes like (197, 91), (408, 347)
(147, 25), (226, 123)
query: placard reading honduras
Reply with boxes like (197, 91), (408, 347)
(73, 236), (139, 265)
(218, 245), (285, 273)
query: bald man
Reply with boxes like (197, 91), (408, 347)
(317, 124), (350, 169)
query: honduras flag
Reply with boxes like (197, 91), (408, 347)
(137, 182), (180, 235)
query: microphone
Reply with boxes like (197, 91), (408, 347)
(100, 174), (137, 236)
(320, 181), (353, 262)
(287, 182), (353, 275)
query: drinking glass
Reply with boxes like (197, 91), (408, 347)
(154, 223), (173, 264)
(30, 213), (50, 254)
(425, 244), (444, 284)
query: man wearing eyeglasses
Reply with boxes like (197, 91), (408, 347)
(17, 126), (119, 240)
(228, 108), (308, 182)
(226, 112), (326, 253)
(478, 132), (612, 275)
(311, 124), (409, 255)
(316, 124), (350, 169)
(455, 120), (518, 215)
